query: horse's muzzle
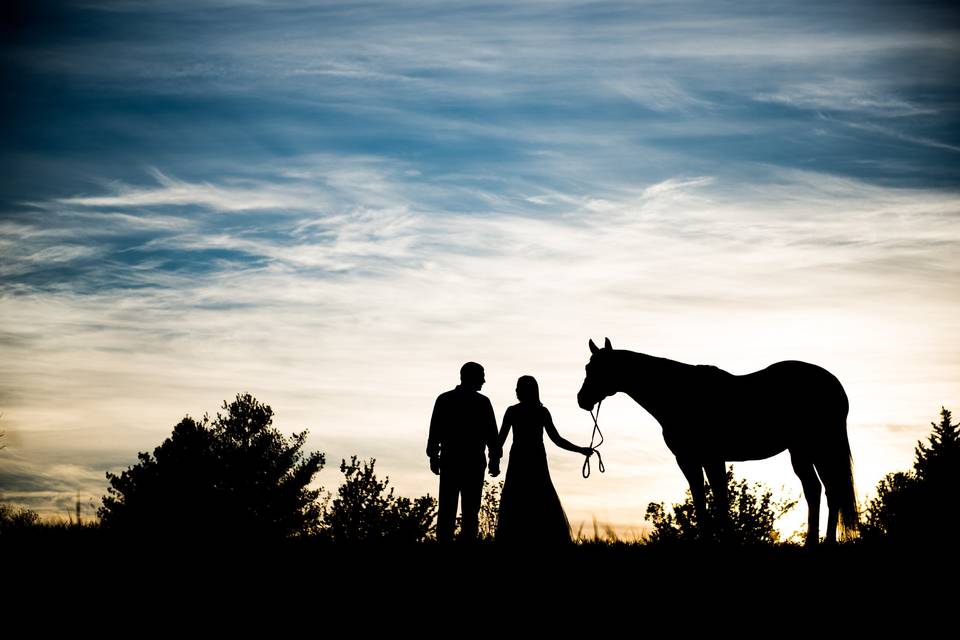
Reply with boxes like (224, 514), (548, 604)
(577, 391), (595, 411)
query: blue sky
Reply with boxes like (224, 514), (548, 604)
(1, 0), (959, 535)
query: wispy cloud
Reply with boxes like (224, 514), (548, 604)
(58, 169), (326, 212)
(754, 79), (937, 117)
(839, 120), (960, 153)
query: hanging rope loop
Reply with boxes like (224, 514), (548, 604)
(582, 399), (606, 478)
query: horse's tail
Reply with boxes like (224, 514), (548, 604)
(837, 427), (860, 541)
(831, 389), (859, 540)
(819, 385), (859, 541)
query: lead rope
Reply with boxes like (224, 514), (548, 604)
(582, 399), (606, 478)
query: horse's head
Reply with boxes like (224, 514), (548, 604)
(577, 337), (617, 411)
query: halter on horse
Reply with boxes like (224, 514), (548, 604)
(577, 338), (858, 545)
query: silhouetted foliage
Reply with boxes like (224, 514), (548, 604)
(864, 407), (959, 542)
(864, 471), (915, 540)
(451, 480), (502, 541)
(478, 480), (502, 541)
(0, 503), (40, 534)
(914, 407), (959, 482)
(645, 466), (797, 545)
(322, 456), (436, 542)
(98, 393), (325, 540)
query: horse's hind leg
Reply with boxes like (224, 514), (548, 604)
(824, 501), (839, 544)
(816, 460), (842, 544)
(790, 452), (822, 546)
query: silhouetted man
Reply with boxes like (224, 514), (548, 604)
(427, 362), (502, 543)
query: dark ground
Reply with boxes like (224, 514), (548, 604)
(6, 536), (954, 630)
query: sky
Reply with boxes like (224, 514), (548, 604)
(1, 0), (958, 538)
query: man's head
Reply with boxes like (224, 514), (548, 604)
(460, 362), (485, 391)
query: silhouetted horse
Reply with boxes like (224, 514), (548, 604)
(577, 338), (858, 544)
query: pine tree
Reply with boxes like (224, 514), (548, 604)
(99, 394), (325, 540)
(864, 407), (959, 542)
(914, 407), (960, 482)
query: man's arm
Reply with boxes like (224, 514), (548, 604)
(427, 395), (444, 474)
(484, 397), (502, 473)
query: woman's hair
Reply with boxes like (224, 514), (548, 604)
(516, 375), (542, 405)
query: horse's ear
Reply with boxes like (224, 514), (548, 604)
(589, 339), (599, 355)
(604, 337), (612, 350)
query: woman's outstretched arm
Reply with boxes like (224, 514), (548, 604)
(544, 408), (592, 455)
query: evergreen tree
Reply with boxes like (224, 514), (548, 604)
(98, 393), (325, 540)
(914, 407), (959, 483)
(864, 407), (959, 542)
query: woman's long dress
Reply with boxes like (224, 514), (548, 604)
(496, 403), (571, 544)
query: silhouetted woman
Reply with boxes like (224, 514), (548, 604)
(496, 375), (593, 544)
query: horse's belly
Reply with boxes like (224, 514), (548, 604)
(662, 408), (801, 461)
(704, 420), (788, 462)
(722, 441), (788, 462)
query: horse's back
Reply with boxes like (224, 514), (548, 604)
(693, 360), (845, 412)
(746, 360), (848, 416)
(695, 360), (848, 460)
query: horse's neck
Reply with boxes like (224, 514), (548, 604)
(614, 351), (693, 425)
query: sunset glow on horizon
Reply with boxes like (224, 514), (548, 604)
(2, 1), (958, 539)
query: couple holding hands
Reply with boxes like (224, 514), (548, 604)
(427, 361), (595, 543)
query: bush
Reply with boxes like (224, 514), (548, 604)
(0, 503), (40, 534)
(477, 480), (503, 541)
(645, 466), (797, 545)
(322, 457), (436, 542)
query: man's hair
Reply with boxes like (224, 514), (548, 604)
(460, 361), (484, 380)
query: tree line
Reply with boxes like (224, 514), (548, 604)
(1, 394), (957, 545)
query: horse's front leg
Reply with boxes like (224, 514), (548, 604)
(704, 460), (729, 540)
(676, 457), (707, 533)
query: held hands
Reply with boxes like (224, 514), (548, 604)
(430, 456), (441, 476)
(489, 460), (501, 477)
